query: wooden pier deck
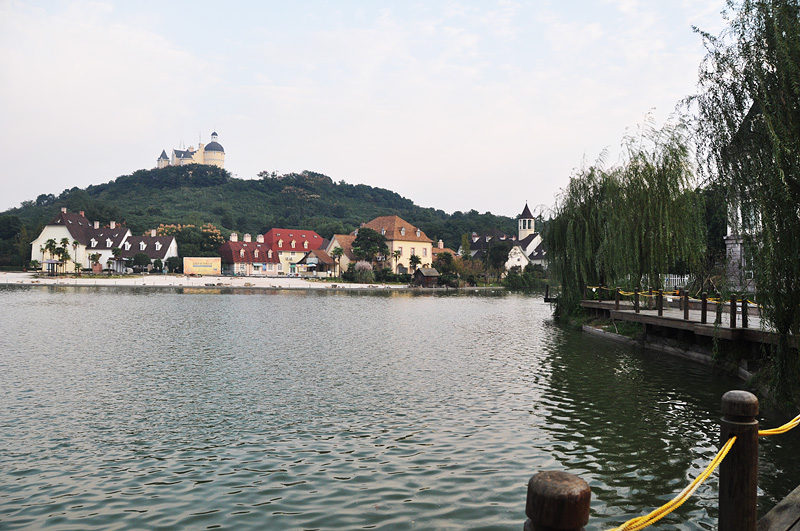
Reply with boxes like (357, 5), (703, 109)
(760, 484), (800, 530)
(580, 299), (788, 346)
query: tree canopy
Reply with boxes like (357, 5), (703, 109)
(693, 0), (800, 401)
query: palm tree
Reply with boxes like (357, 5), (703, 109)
(392, 249), (402, 273)
(409, 254), (422, 273)
(330, 247), (344, 278)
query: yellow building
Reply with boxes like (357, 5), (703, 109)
(157, 131), (225, 169)
(361, 215), (433, 274)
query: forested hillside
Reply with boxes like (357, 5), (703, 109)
(0, 165), (525, 267)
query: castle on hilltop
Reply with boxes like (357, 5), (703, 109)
(157, 132), (225, 169)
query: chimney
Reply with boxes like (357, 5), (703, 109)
(230, 232), (238, 242)
(94, 221), (99, 229)
(61, 207), (67, 213)
(244, 233), (252, 242)
(110, 221), (116, 229)
(257, 234), (264, 243)
(438, 239), (444, 249)
(79, 210), (85, 217)
(151, 229), (157, 237)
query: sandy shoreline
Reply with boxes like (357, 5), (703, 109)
(0, 271), (408, 291)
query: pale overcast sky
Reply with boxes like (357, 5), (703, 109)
(0, 0), (727, 218)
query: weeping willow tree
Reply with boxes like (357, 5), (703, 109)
(693, 0), (800, 401)
(546, 121), (706, 318)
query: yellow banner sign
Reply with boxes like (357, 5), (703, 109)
(183, 257), (221, 276)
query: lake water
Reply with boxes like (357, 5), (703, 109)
(1, 286), (799, 530)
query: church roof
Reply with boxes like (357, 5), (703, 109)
(520, 203), (533, 219)
(205, 141), (224, 152)
(158, 150), (169, 160)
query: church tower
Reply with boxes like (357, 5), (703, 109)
(518, 202), (535, 240)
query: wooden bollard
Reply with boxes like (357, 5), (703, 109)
(615, 287), (620, 311)
(524, 471), (591, 531)
(634, 287), (640, 314)
(715, 293), (723, 325)
(683, 290), (690, 320)
(701, 292), (708, 324)
(730, 295), (737, 329)
(657, 289), (664, 316)
(648, 287), (653, 310)
(719, 390), (759, 531)
(742, 298), (748, 328)
(598, 286), (603, 302)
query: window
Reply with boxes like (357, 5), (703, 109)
(416, 229), (420, 237)
(278, 239), (283, 248)
(278, 263), (283, 271)
(291, 240), (296, 249)
(268, 250), (273, 258)
(400, 227), (405, 236)
(154, 242), (162, 251)
(398, 247), (403, 256)
(303, 241), (308, 249)
(124, 242), (131, 251)
(240, 249), (245, 258)
(106, 238), (113, 247)
(254, 250), (259, 258)
(90, 238), (97, 248)
(411, 247), (415, 256)
(139, 242), (146, 251)
(422, 248), (427, 257)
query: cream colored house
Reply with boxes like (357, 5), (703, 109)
(30, 208), (177, 273)
(361, 215), (433, 274)
(157, 131), (225, 169)
(326, 234), (357, 276)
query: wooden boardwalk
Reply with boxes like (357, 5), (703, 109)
(760, 484), (800, 530)
(580, 299), (788, 346)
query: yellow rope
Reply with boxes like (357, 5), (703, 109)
(607, 436), (737, 531)
(759, 414), (800, 436)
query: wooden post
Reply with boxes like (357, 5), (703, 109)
(657, 289), (664, 316)
(524, 471), (591, 531)
(701, 292), (708, 324)
(683, 290), (690, 320)
(719, 390), (759, 531)
(598, 286), (603, 302)
(648, 287), (653, 310)
(730, 295), (737, 329)
(615, 287), (620, 311)
(634, 287), (640, 314)
(742, 298), (748, 329)
(715, 293), (723, 325)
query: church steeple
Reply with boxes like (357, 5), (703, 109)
(518, 202), (535, 240)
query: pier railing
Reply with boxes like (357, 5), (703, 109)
(523, 390), (800, 530)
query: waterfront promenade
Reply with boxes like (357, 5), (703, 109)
(0, 271), (403, 291)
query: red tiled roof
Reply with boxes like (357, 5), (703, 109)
(361, 215), (432, 243)
(218, 241), (280, 264)
(263, 228), (325, 251)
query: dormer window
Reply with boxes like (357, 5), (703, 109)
(154, 242), (162, 251)
(400, 227), (405, 236)
(139, 242), (146, 251)
(90, 238), (97, 248)
(291, 240), (296, 249)
(268, 250), (273, 258)
(278, 239), (283, 248)
(240, 249), (245, 258)
(416, 229), (420, 237)
(124, 242), (131, 251)
(106, 238), (113, 247)
(303, 241), (308, 249)
(381, 228), (386, 236)
(254, 249), (259, 258)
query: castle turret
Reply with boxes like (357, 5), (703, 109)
(157, 150), (170, 169)
(203, 131), (225, 168)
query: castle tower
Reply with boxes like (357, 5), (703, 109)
(157, 150), (170, 169)
(203, 131), (225, 168)
(518, 202), (535, 240)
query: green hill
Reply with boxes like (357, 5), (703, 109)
(0, 165), (521, 267)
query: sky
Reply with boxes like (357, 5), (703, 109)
(0, 0), (728, 219)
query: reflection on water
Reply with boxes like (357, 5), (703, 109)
(0, 285), (798, 530)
